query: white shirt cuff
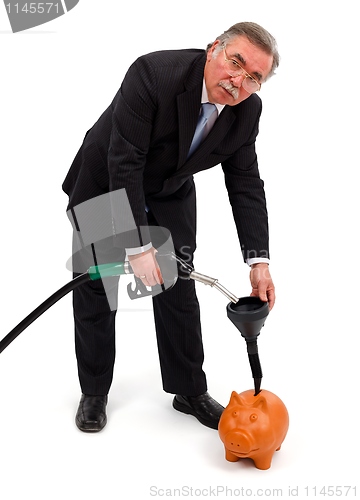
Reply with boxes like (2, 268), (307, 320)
(125, 242), (153, 256)
(246, 257), (270, 267)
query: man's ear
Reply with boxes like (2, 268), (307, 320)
(207, 40), (221, 60)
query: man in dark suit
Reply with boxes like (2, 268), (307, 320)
(62, 22), (279, 432)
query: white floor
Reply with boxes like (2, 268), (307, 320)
(1, 2), (359, 498)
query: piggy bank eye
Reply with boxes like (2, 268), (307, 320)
(250, 413), (258, 422)
(232, 411), (238, 417)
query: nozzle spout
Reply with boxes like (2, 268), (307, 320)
(190, 271), (239, 304)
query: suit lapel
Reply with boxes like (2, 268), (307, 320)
(176, 88), (202, 168)
(176, 105), (236, 175)
(176, 54), (206, 168)
(190, 106), (235, 160)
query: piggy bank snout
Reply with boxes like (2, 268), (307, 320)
(224, 431), (254, 454)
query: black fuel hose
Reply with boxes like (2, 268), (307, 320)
(0, 253), (179, 355)
(0, 273), (90, 354)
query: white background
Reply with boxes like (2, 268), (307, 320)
(1, 1), (359, 498)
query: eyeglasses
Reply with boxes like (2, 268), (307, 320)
(223, 46), (261, 94)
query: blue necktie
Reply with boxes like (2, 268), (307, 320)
(187, 102), (218, 158)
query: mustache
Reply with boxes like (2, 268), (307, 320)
(218, 80), (239, 100)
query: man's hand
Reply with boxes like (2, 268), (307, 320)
(128, 247), (163, 287)
(249, 263), (275, 311)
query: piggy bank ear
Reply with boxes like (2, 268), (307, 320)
(253, 396), (268, 413)
(228, 391), (245, 407)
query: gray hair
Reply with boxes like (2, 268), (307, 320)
(206, 22), (280, 80)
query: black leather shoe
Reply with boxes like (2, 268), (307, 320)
(75, 394), (108, 432)
(172, 392), (224, 429)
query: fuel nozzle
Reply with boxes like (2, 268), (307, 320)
(226, 297), (269, 396)
(160, 252), (240, 303)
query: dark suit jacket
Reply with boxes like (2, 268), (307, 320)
(62, 49), (269, 261)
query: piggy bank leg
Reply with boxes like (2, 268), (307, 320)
(252, 453), (273, 470)
(224, 447), (240, 462)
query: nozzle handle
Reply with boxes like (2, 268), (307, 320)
(88, 261), (132, 280)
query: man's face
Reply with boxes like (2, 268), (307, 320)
(204, 35), (274, 106)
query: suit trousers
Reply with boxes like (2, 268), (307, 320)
(72, 207), (208, 397)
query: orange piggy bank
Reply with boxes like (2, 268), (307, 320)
(218, 389), (289, 470)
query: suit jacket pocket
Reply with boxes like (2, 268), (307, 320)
(154, 176), (194, 199)
(173, 177), (194, 199)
